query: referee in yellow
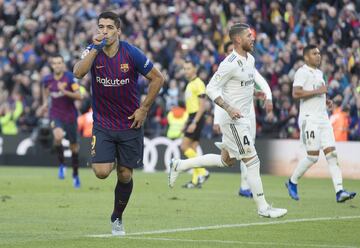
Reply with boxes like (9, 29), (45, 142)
(180, 59), (209, 188)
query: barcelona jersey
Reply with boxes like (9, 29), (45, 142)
(83, 41), (153, 130)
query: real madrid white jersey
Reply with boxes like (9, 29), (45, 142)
(293, 64), (328, 121)
(207, 50), (271, 124)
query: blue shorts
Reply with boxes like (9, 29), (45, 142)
(51, 119), (79, 144)
(91, 125), (144, 169)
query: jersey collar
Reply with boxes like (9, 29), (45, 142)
(304, 64), (317, 72)
(233, 49), (249, 61)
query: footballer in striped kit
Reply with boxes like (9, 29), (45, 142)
(73, 11), (164, 235)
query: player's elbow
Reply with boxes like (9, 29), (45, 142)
(73, 64), (85, 79)
(157, 73), (165, 87)
(73, 70), (84, 79)
(292, 91), (300, 99)
(205, 87), (216, 102)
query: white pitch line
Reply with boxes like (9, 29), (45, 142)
(86, 215), (360, 238)
(124, 237), (358, 248)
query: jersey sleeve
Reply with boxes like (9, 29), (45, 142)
(293, 68), (306, 87)
(206, 60), (234, 101)
(66, 72), (80, 92)
(80, 44), (94, 59)
(213, 105), (222, 125)
(127, 45), (154, 76)
(42, 75), (50, 88)
(254, 70), (272, 100)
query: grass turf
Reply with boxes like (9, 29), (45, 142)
(0, 166), (359, 248)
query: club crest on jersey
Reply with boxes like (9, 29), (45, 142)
(120, 63), (129, 73)
(215, 74), (221, 82)
(91, 135), (96, 157)
(246, 147), (252, 154)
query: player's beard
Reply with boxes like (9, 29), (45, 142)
(243, 43), (253, 52)
(54, 69), (62, 76)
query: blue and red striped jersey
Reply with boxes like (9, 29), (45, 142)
(42, 71), (78, 123)
(84, 41), (153, 130)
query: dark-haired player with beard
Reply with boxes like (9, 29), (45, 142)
(42, 54), (83, 188)
(169, 23), (287, 218)
(217, 40), (272, 199)
(73, 11), (164, 235)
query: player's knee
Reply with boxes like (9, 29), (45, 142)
(117, 166), (132, 183)
(94, 171), (110, 179)
(324, 147), (336, 156)
(307, 155), (319, 163)
(53, 129), (64, 141)
(180, 143), (188, 153)
(92, 164), (113, 179)
(220, 149), (235, 167)
(325, 150), (337, 160)
(222, 156), (236, 167)
(70, 144), (79, 153)
(243, 155), (260, 166)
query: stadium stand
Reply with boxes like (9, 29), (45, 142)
(0, 0), (359, 140)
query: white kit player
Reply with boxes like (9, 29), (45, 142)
(214, 90), (266, 199)
(286, 45), (356, 202)
(168, 23), (287, 218)
(217, 41), (270, 198)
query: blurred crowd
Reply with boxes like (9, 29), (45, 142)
(0, 0), (360, 140)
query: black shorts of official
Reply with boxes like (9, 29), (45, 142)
(90, 124), (144, 169)
(51, 119), (79, 144)
(184, 113), (205, 141)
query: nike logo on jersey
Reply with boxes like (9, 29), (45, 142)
(144, 59), (150, 68)
(96, 65), (104, 69)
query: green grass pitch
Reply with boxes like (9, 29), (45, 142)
(0, 166), (359, 248)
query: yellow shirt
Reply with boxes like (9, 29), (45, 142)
(166, 107), (188, 139)
(185, 77), (206, 114)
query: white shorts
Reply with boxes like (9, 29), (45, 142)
(217, 120), (257, 160)
(299, 118), (335, 151)
(219, 116), (256, 141)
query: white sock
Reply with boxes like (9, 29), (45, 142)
(290, 156), (317, 184)
(326, 152), (343, 193)
(240, 162), (250, 190)
(177, 154), (227, 171)
(245, 156), (268, 211)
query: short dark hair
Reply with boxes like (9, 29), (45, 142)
(98, 11), (121, 29)
(224, 41), (233, 53)
(177, 100), (185, 108)
(184, 58), (197, 68)
(303, 44), (318, 57)
(229, 23), (250, 41)
(50, 53), (64, 61)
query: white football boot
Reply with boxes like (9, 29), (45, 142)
(258, 206), (288, 218)
(168, 158), (181, 188)
(111, 218), (125, 236)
